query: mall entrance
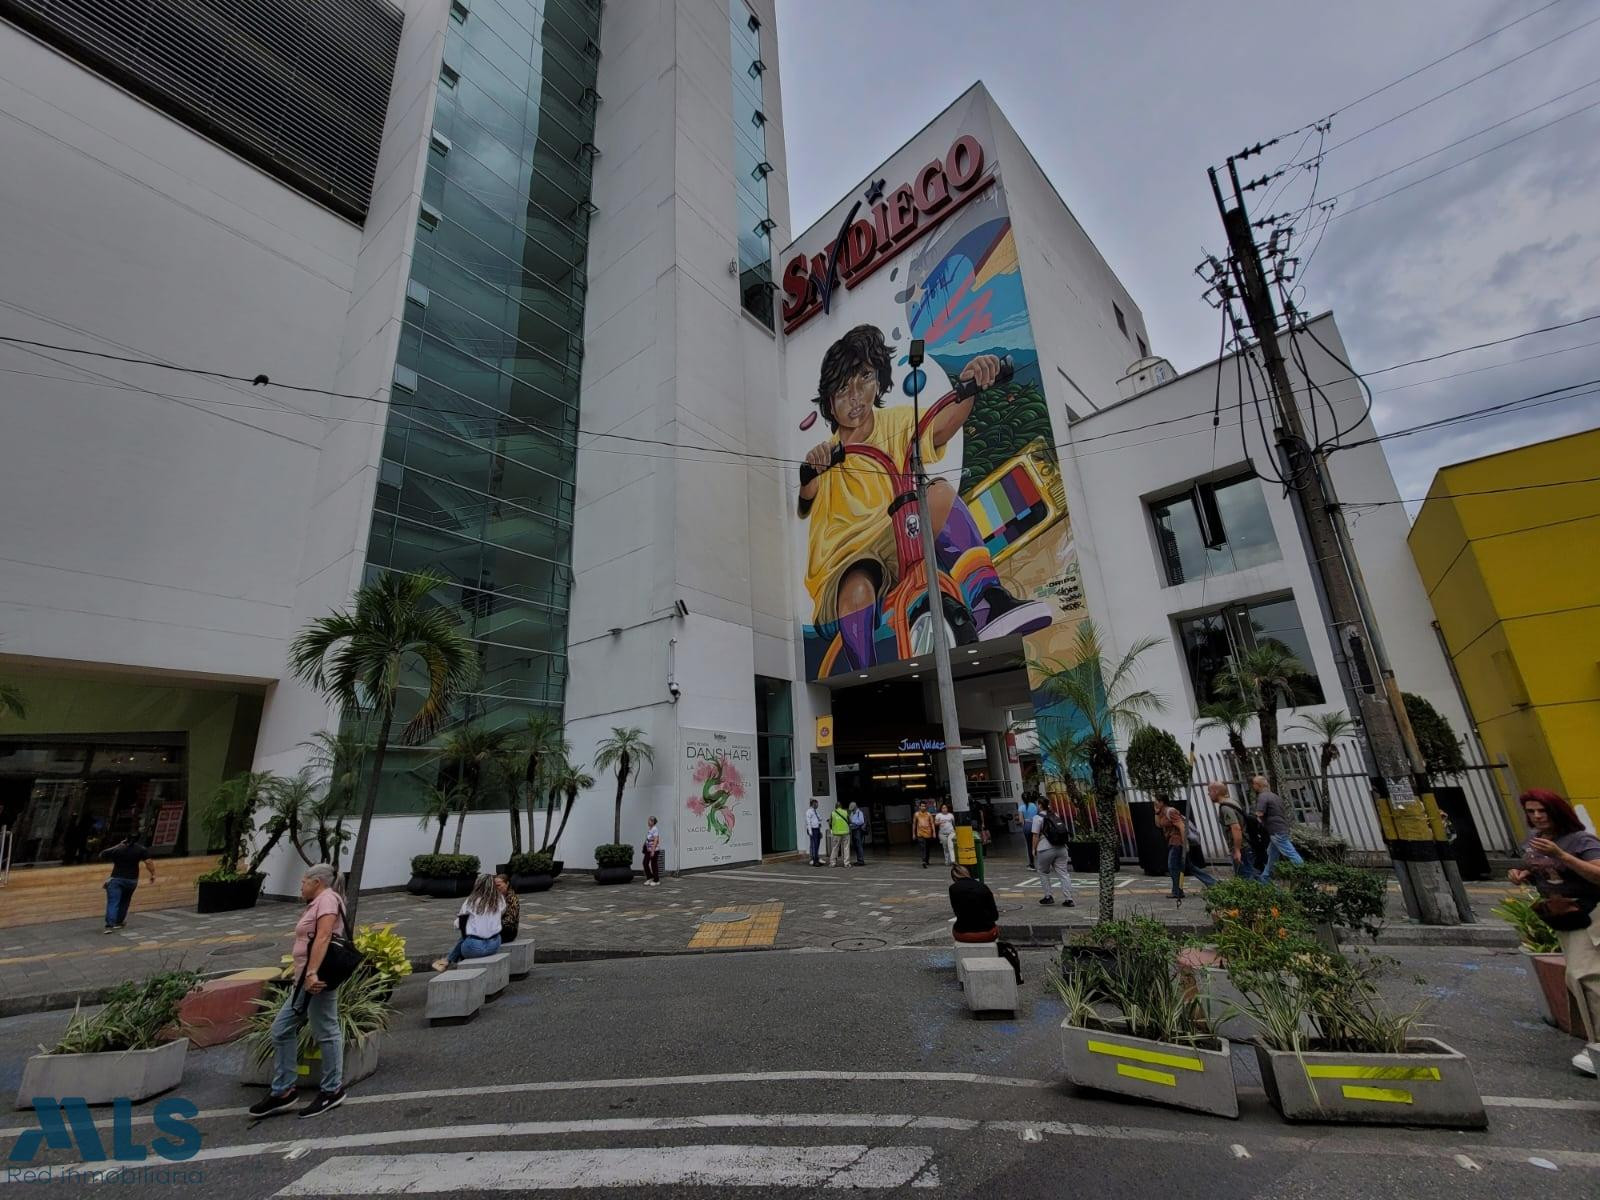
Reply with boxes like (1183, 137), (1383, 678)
(0, 735), (187, 868)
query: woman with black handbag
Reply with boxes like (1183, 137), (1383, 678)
(1509, 789), (1600, 1076)
(248, 864), (349, 1120)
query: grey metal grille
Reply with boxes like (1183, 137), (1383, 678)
(2, 0), (403, 223)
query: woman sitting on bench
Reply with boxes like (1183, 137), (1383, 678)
(432, 874), (506, 972)
(949, 865), (999, 943)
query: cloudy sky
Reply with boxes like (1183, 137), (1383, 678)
(775, 0), (1600, 506)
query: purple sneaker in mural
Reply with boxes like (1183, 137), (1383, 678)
(972, 586), (1052, 640)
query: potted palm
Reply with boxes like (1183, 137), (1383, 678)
(17, 970), (201, 1107)
(505, 851), (556, 892)
(407, 853), (479, 898)
(1056, 918), (1238, 1118)
(593, 727), (652, 884)
(196, 772), (274, 913)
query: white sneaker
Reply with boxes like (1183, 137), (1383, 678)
(1574, 1048), (1597, 1077)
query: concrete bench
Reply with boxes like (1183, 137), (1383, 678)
(953, 943), (998, 988)
(505, 939), (535, 979)
(426, 968), (486, 1025)
(473, 952), (511, 998)
(962, 958), (1018, 1017)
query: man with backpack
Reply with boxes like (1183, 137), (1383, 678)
(1209, 780), (1264, 879)
(1033, 796), (1075, 907)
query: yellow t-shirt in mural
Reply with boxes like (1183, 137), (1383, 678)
(803, 404), (946, 624)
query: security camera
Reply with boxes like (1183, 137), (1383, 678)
(667, 681), (682, 702)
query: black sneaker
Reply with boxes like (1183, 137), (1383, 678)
(248, 1091), (297, 1118)
(973, 586), (1053, 639)
(1063, 898), (1075, 908)
(298, 1089), (346, 1119)
(1038, 896), (1055, 905)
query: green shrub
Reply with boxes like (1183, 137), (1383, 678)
(50, 970), (202, 1055)
(242, 965), (396, 1067)
(410, 853), (480, 878)
(507, 851), (555, 876)
(1203, 877), (1323, 987)
(1277, 862), (1386, 937)
(1053, 917), (1212, 1046)
(1125, 726), (1192, 801)
(594, 843), (635, 869)
(1403, 693), (1465, 779)
(1289, 822), (1348, 864)
(353, 924), (413, 988)
(1491, 889), (1560, 953)
(196, 867), (265, 884)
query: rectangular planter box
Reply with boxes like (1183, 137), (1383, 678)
(1254, 1037), (1486, 1128)
(16, 1039), (188, 1109)
(240, 1032), (382, 1089)
(1529, 952), (1586, 1037)
(1060, 1021), (1238, 1118)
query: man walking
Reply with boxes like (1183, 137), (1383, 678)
(1017, 792), (1040, 869)
(912, 801), (939, 868)
(1252, 774), (1304, 881)
(828, 800), (851, 867)
(1033, 797), (1075, 907)
(1155, 797), (1217, 899)
(848, 801), (867, 866)
(806, 798), (823, 866)
(100, 835), (156, 932)
(1209, 781), (1257, 879)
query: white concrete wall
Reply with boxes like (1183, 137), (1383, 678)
(1060, 312), (1470, 758)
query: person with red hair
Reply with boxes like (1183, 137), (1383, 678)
(1509, 789), (1600, 1075)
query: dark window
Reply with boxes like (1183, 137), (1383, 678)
(1150, 472), (1280, 586)
(1136, 334), (1148, 358)
(1113, 303), (1128, 337)
(1178, 597), (1324, 708)
(755, 677), (795, 853)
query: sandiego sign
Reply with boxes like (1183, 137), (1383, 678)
(781, 135), (992, 334)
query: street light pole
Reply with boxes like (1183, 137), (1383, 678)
(907, 339), (970, 823)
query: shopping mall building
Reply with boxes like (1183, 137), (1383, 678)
(0, 2), (1503, 890)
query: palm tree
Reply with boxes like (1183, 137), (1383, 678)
(440, 723), (515, 856)
(417, 783), (464, 854)
(303, 729), (364, 863)
(1293, 710), (1358, 830)
(0, 680), (25, 722)
(1034, 621), (1166, 922)
(594, 727), (654, 847)
(288, 569), (477, 924)
(205, 771), (277, 876)
(522, 709), (567, 851)
(1195, 693), (1255, 779)
(546, 758), (595, 855)
(1218, 643), (1305, 793)
(249, 769), (320, 872)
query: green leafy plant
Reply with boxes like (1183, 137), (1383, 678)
(49, 970), (202, 1055)
(1491, 889), (1560, 953)
(1291, 710), (1357, 829)
(353, 924), (412, 988)
(1051, 917), (1215, 1046)
(1125, 726), (1192, 802)
(0, 679), (26, 722)
(241, 965), (396, 1068)
(1203, 877), (1322, 987)
(1231, 955), (1426, 1054)
(1195, 693), (1255, 773)
(522, 709), (568, 852)
(595, 727), (654, 846)
(409, 853), (479, 879)
(1403, 693), (1466, 780)
(507, 851), (555, 876)
(203, 771), (275, 876)
(1277, 862), (1386, 938)
(1289, 822), (1349, 864)
(1217, 643), (1308, 792)
(594, 843), (635, 869)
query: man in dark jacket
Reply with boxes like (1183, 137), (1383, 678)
(101, 837), (156, 932)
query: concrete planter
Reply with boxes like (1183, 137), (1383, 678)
(240, 1033), (383, 1089)
(1254, 1037), (1486, 1127)
(16, 1039), (188, 1109)
(1060, 1021), (1238, 1118)
(1528, 951), (1585, 1037)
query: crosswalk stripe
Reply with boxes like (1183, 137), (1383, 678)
(274, 1145), (937, 1194)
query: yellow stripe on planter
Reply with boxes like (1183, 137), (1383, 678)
(1116, 1063), (1177, 1087)
(1086, 1040), (1202, 1071)
(1305, 1065), (1441, 1081)
(1340, 1085), (1414, 1103)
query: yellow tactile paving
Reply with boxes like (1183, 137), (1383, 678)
(688, 902), (784, 949)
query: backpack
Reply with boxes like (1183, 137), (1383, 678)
(1040, 809), (1071, 848)
(1221, 802), (1270, 861)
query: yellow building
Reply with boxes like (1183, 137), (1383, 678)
(1408, 428), (1600, 829)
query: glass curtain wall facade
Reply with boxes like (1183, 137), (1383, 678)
(730, 3), (775, 327)
(755, 677), (795, 854)
(363, 0), (601, 811)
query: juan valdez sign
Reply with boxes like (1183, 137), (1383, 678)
(781, 135), (991, 333)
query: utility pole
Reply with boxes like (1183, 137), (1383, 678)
(908, 339), (971, 829)
(1208, 160), (1470, 926)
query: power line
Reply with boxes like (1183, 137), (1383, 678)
(1335, 379), (1600, 449)
(1343, 474), (1600, 508)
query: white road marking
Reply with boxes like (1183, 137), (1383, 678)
(1483, 1095), (1600, 1112)
(1529, 1157), (1559, 1170)
(1230, 1144), (1251, 1159)
(273, 1145), (936, 1194)
(1453, 1155), (1480, 1171)
(1020, 1127), (1042, 1143)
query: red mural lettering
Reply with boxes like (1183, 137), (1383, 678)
(781, 253), (812, 320)
(946, 135), (984, 189)
(913, 160), (951, 216)
(842, 219), (878, 277)
(887, 184), (918, 243)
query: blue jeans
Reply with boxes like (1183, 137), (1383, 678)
(104, 878), (137, 927)
(808, 828), (822, 864)
(1231, 842), (1259, 880)
(447, 933), (501, 965)
(270, 987), (341, 1095)
(850, 828), (865, 865)
(1261, 833), (1303, 881)
(1169, 845), (1218, 894)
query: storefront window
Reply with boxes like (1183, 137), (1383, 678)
(1150, 472), (1280, 586)
(1178, 596), (1324, 708)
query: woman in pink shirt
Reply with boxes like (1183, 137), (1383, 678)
(248, 864), (347, 1120)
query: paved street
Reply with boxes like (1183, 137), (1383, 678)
(2, 946), (1596, 1197)
(0, 854), (1519, 1014)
